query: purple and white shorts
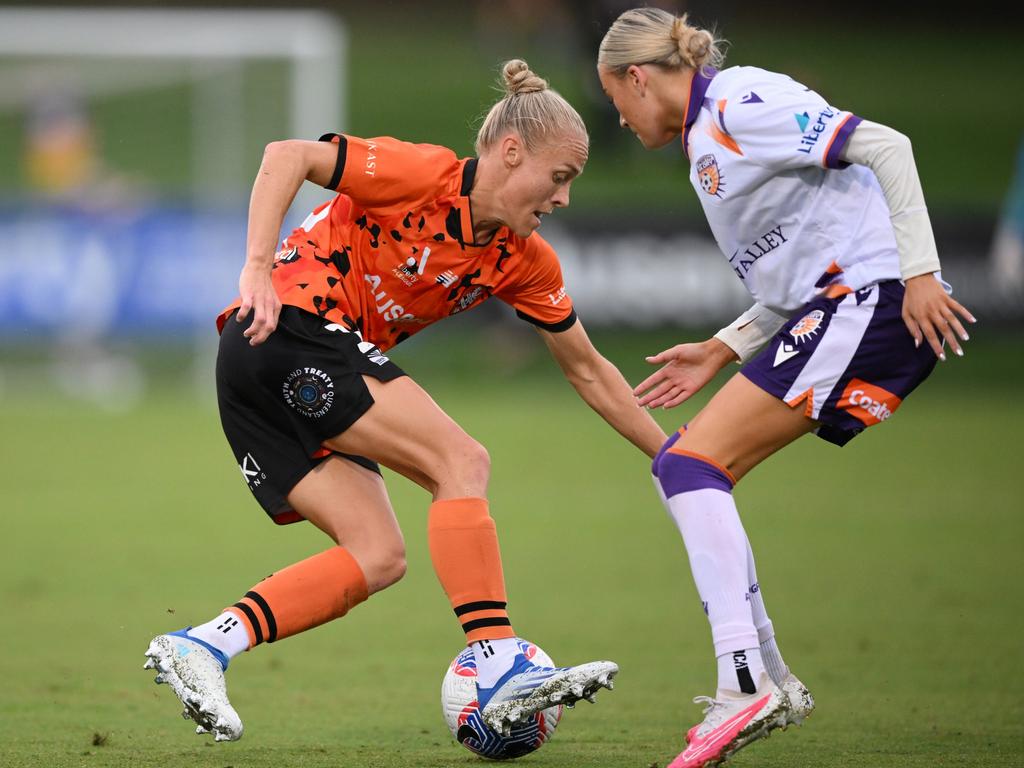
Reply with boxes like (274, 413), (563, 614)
(741, 280), (938, 446)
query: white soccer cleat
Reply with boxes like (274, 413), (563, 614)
(668, 673), (792, 768)
(476, 654), (618, 736)
(144, 630), (243, 742)
(779, 672), (815, 725)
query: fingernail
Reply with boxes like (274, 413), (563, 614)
(914, 338), (920, 348)
(961, 332), (970, 341)
(939, 352), (946, 361)
(956, 348), (964, 357)
(969, 316), (977, 323)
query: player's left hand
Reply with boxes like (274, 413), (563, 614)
(901, 273), (975, 361)
(237, 263), (282, 346)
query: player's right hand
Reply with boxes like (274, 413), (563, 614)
(633, 338), (736, 409)
(236, 264), (281, 346)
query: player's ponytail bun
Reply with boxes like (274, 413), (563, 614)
(598, 8), (724, 76)
(670, 16), (716, 70)
(476, 59), (588, 154)
(502, 59), (548, 97)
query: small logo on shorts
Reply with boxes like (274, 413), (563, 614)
(773, 341), (800, 367)
(696, 154), (725, 197)
(840, 378), (902, 426)
(239, 452), (266, 488)
(357, 341), (390, 366)
(282, 367), (335, 418)
(789, 309), (825, 343)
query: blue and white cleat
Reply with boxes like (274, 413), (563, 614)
(477, 654), (618, 736)
(143, 629), (243, 742)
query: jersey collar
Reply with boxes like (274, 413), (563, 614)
(681, 67), (717, 161)
(446, 158), (489, 248)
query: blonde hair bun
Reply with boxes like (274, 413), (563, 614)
(502, 59), (548, 96)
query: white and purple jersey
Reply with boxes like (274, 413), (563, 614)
(683, 66), (900, 315)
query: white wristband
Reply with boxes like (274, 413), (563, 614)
(714, 303), (788, 363)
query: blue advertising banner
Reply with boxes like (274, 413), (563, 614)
(0, 205), (246, 340)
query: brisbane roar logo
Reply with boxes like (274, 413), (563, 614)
(840, 379), (902, 426)
(789, 309), (825, 343)
(696, 154), (725, 198)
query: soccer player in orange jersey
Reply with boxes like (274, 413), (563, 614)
(143, 60), (667, 742)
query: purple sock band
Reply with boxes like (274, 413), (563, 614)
(652, 428), (685, 478)
(656, 451), (734, 497)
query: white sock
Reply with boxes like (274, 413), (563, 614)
(717, 647), (766, 695)
(665, 487), (760, 659)
(188, 611), (251, 660)
(473, 637), (522, 689)
(745, 535), (790, 685)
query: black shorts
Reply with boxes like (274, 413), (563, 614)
(216, 307), (406, 524)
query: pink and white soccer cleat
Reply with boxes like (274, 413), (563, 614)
(668, 674), (791, 768)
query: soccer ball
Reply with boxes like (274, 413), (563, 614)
(441, 638), (562, 760)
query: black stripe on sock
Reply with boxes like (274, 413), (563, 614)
(460, 616), (512, 634)
(245, 591), (278, 643)
(232, 601), (263, 645)
(453, 600), (508, 617)
(734, 651), (756, 694)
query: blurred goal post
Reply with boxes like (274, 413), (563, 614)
(0, 6), (347, 216)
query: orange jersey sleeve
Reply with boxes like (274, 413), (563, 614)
(319, 133), (462, 213)
(496, 234), (577, 332)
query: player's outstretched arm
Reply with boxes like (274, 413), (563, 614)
(536, 320), (667, 458)
(633, 338), (737, 410)
(839, 120), (976, 360)
(237, 140), (338, 345)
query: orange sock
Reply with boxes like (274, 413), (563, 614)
(226, 547), (368, 646)
(428, 497), (516, 643)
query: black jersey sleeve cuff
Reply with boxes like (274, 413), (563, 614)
(515, 308), (578, 333)
(318, 132), (348, 190)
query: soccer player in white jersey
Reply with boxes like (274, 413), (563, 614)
(598, 8), (974, 768)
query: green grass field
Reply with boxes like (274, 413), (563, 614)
(1, 328), (1022, 767)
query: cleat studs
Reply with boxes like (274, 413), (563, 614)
(157, 661), (171, 674)
(585, 694), (596, 703)
(195, 725), (210, 735)
(154, 674), (165, 684)
(181, 710), (192, 720)
(143, 658), (156, 670)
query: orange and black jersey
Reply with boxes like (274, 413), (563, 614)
(218, 134), (577, 352)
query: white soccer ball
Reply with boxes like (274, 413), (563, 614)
(440, 638), (562, 760)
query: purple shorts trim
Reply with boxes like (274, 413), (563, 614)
(655, 451), (735, 497)
(742, 281), (937, 446)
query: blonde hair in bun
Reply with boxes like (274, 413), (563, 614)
(598, 8), (724, 76)
(476, 59), (588, 154)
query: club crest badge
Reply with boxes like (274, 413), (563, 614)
(696, 154), (725, 198)
(282, 367), (335, 418)
(789, 309), (825, 343)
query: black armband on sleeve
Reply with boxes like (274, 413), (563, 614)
(318, 132), (348, 191)
(515, 308), (578, 333)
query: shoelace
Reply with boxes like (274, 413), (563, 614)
(691, 695), (729, 729)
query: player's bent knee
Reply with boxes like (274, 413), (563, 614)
(653, 442), (736, 500)
(652, 430), (684, 477)
(351, 545), (407, 593)
(436, 434), (490, 492)
(371, 553), (407, 590)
